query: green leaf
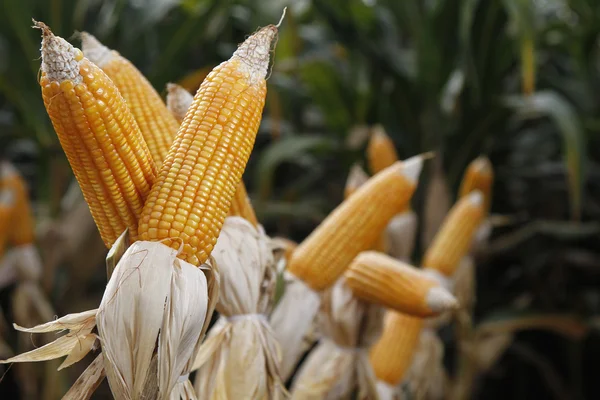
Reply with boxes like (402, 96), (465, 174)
(254, 135), (334, 201)
(504, 91), (587, 220)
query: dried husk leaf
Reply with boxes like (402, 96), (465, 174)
(269, 272), (321, 381)
(385, 211), (417, 262)
(290, 277), (382, 400)
(193, 217), (285, 399)
(97, 240), (209, 400)
(402, 329), (447, 400)
(421, 157), (451, 249)
(0, 307), (96, 369)
(62, 353), (106, 400)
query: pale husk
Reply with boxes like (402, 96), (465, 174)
(97, 240), (209, 400)
(385, 210), (417, 262)
(290, 277), (383, 400)
(269, 271), (321, 381)
(193, 217), (286, 399)
(401, 329), (447, 400)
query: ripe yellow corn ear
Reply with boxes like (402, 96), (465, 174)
(166, 83), (194, 123)
(459, 156), (493, 213)
(228, 180), (258, 227)
(37, 22), (157, 248)
(369, 311), (423, 385)
(1, 165), (35, 245)
(344, 164), (387, 252)
(82, 33), (180, 166)
(366, 125), (398, 175)
(138, 25), (278, 266)
(346, 251), (457, 317)
(288, 156), (423, 291)
(422, 191), (485, 276)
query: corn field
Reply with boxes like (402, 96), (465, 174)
(0, 1), (599, 399)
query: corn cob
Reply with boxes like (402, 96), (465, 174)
(369, 311), (423, 385)
(1, 164), (35, 245)
(288, 156), (423, 291)
(37, 22), (157, 247)
(138, 25), (277, 266)
(0, 188), (15, 256)
(458, 156), (493, 213)
(228, 180), (258, 227)
(346, 251), (458, 317)
(366, 125), (398, 175)
(422, 191), (484, 276)
(344, 164), (387, 252)
(166, 83), (194, 123)
(81, 33), (179, 166)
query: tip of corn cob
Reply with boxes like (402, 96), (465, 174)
(425, 286), (459, 313)
(80, 32), (114, 67)
(401, 155), (424, 184)
(344, 163), (369, 198)
(467, 190), (484, 206)
(471, 156), (493, 174)
(232, 25), (278, 85)
(166, 83), (194, 122)
(0, 188), (15, 205)
(35, 20), (83, 84)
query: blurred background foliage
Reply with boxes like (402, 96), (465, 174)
(1, 0), (600, 399)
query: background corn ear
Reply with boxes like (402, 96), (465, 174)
(422, 191), (485, 276)
(82, 33), (179, 167)
(369, 312), (423, 385)
(138, 25), (277, 266)
(458, 156), (494, 213)
(1, 164), (35, 245)
(38, 23), (157, 248)
(287, 157), (422, 291)
(228, 181), (258, 227)
(346, 251), (455, 317)
(367, 125), (398, 174)
(0, 188), (15, 256)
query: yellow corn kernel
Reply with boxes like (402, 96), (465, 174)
(228, 180), (258, 227)
(166, 83), (194, 123)
(344, 164), (387, 252)
(1, 164), (35, 245)
(37, 22), (157, 248)
(422, 191), (485, 276)
(369, 311), (423, 385)
(138, 26), (277, 266)
(346, 251), (457, 317)
(366, 125), (399, 175)
(458, 156), (493, 213)
(82, 33), (179, 166)
(0, 188), (16, 257)
(287, 156), (423, 291)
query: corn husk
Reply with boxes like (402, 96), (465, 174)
(1, 239), (216, 400)
(385, 210), (417, 262)
(62, 353), (106, 400)
(270, 272), (321, 380)
(401, 328), (447, 400)
(290, 277), (382, 400)
(193, 217), (286, 399)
